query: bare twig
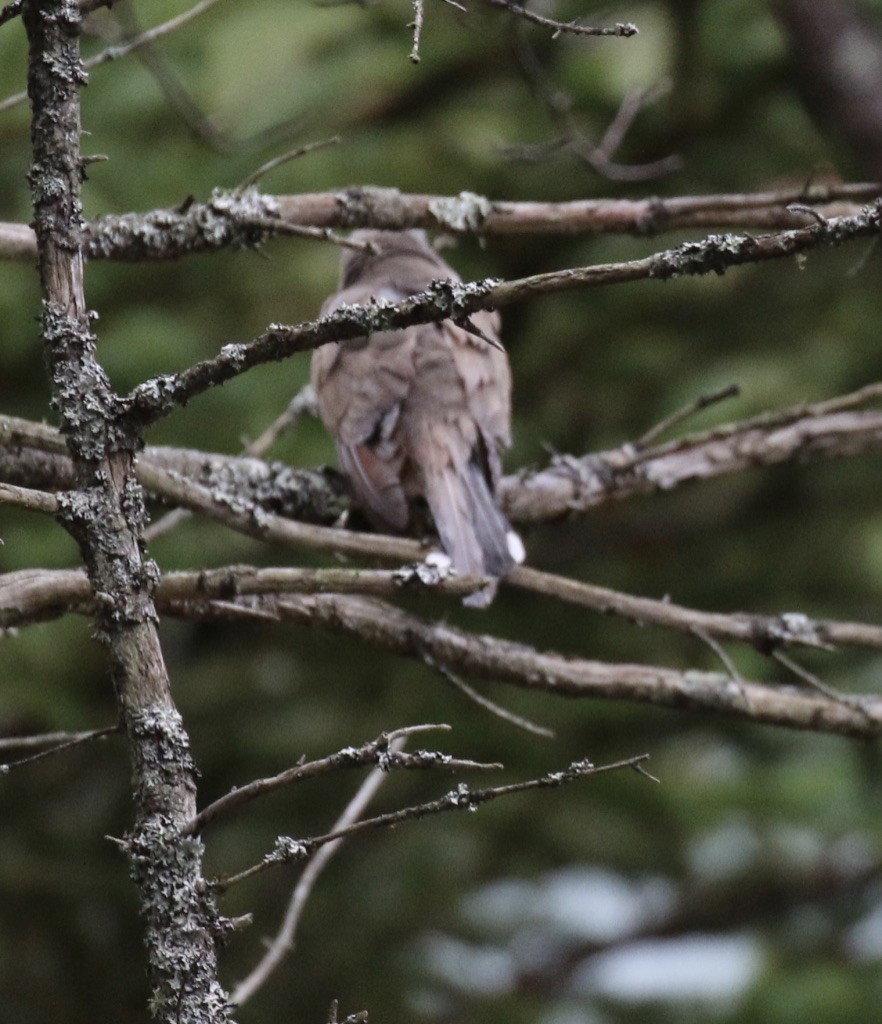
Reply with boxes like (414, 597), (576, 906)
(237, 138), (341, 192)
(231, 736), (408, 1005)
(0, 724), (119, 770)
(215, 753), (651, 890)
(484, 0), (637, 38)
(425, 653), (555, 737)
(1, 0), (227, 113)
(691, 626), (743, 684)
(508, 32), (680, 182)
(96, 0), (306, 155)
(772, 649), (872, 718)
(243, 383), (317, 457)
(636, 384), (741, 447)
(185, 724), (500, 835)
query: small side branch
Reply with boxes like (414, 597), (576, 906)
(215, 753), (651, 891)
(0, 724), (119, 770)
(231, 735), (407, 1006)
(185, 724), (500, 835)
(483, 0), (637, 38)
(0, 481), (59, 514)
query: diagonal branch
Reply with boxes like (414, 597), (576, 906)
(230, 735), (409, 1006)
(215, 753), (651, 891)
(120, 201), (882, 428)
(231, 594), (882, 740)
(185, 723), (502, 836)
(3, 570), (881, 738)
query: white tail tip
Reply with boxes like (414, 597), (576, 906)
(506, 530), (526, 565)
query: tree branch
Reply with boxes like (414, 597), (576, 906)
(5, 385), (882, 531)
(185, 723), (501, 836)
(4, 553), (881, 656)
(230, 735), (409, 1006)
(1, 183), (879, 262)
(111, 200), (880, 427)
(4, 569), (881, 738)
(482, 1), (637, 38)
(214, 753), (651, 891)
(218, 594), (882, 740)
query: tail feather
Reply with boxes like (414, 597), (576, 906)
(461, 460), (514, 578)
(338, 442), (409, 532)
(424, 456), (517, 607)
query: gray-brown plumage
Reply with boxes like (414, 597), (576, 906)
(311, 229), (521, 607)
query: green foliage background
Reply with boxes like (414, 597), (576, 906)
(1, 1), (882, 1022)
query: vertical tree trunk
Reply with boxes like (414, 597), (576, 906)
(22, 0), (232, 1019)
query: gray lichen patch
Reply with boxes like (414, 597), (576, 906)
(428, 190), (493, 232)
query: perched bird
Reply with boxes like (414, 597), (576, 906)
(311, 229), (523, 606)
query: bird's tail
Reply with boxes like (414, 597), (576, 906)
(425, 454), (523, 608)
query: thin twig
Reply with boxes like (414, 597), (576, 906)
(637, 384), (741, 447)
(772, 650), (873, 719)
(0, 725), (120, 772)
(215, 753), (651, 890)
(243, 382), (317, 456)
(249, 215), (375, 250)
(484, 0), (637, 38)
(786, 202), (829, 227)
(237, 138), (341, 192)
(0, 0), (227, 114)
(231, 736), (408, 1006)
(426, 653), (555, 737)
(691, 626), (743, 683)
(185, 724), (500, 835)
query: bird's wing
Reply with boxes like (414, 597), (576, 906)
(442, 309), (511, 487)
(311, 284), (416, 531)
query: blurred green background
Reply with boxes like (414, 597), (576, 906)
(2, 0), (882, 1022)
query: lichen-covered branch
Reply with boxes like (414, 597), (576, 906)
(1, 184), (879, 262)
(118, 200), (882, 427)
(186, 723), (501, 837)
(5, 387), (882, 526)
(4, 569), (881, 738)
